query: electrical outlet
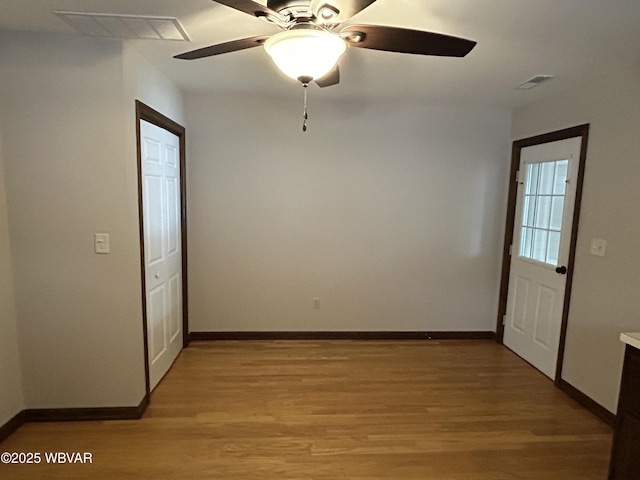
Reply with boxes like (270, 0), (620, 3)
(590, 238), (606, 257)
(313, 298), (320, 310)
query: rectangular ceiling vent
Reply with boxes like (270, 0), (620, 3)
(517, 75), (555, 90)
(55, 11), (190, 41)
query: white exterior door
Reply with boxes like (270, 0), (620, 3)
(503, 137), (582, 379)
(140, 120), (183, 391)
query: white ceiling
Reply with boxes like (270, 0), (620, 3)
(2, 0), (640, 108)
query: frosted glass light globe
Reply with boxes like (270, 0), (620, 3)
(264, 29), (346, 82)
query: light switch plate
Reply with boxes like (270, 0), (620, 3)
(590, 238), (606, 257)
(95, 233), (110, 254)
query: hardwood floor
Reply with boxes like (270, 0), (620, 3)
(1, 340), (613, 479)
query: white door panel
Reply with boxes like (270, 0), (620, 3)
(141, 120), (183, 391)
(504, 137), (581, 379)
(148, 285), (167, 363)
(168, 273), (181, 342)
(166, 177), (180, 255)
(144, 175), (164, 264)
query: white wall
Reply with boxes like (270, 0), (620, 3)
(0, 131), (24, 425)
(0, 31), (147, 408)
(512, 64), (640, 412)
(122, 43), (186, 128)
(186, 92), (511, 332)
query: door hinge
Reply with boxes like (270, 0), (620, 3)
(515, 170), (520, 183)
(509, 244), (513, 256)
(502, 315), (506, 326)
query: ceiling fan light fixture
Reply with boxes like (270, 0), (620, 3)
(264, 29), (346, 82)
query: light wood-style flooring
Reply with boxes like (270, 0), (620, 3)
(1, 340), (613, 479)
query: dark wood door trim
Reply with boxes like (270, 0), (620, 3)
(135, 101), (189, 397)
(495, 124), (590, 385)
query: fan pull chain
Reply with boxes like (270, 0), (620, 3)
(302, 82), (309, 132)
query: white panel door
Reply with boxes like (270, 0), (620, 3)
(503, 137), (581, 379)
(140, 119), (183, 391)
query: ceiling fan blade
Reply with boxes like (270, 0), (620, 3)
(341, 25), (476, 57)
(174, 36), (269, 60)
(311, 0), (378, 24)
(211, 0), (285, 21)
(315, 65), (340, 87)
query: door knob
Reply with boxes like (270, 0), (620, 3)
(154, 272), (160, 279)
(555, 266), (567, 275)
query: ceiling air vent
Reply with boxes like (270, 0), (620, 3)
(517, 75), (555, 90)
(55, 11), (190, 41)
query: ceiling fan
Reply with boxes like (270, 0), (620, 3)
(175, 0), (476, 86)
(176, 0), (476, 130)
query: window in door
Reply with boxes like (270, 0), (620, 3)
(519, 159), (568, 266)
